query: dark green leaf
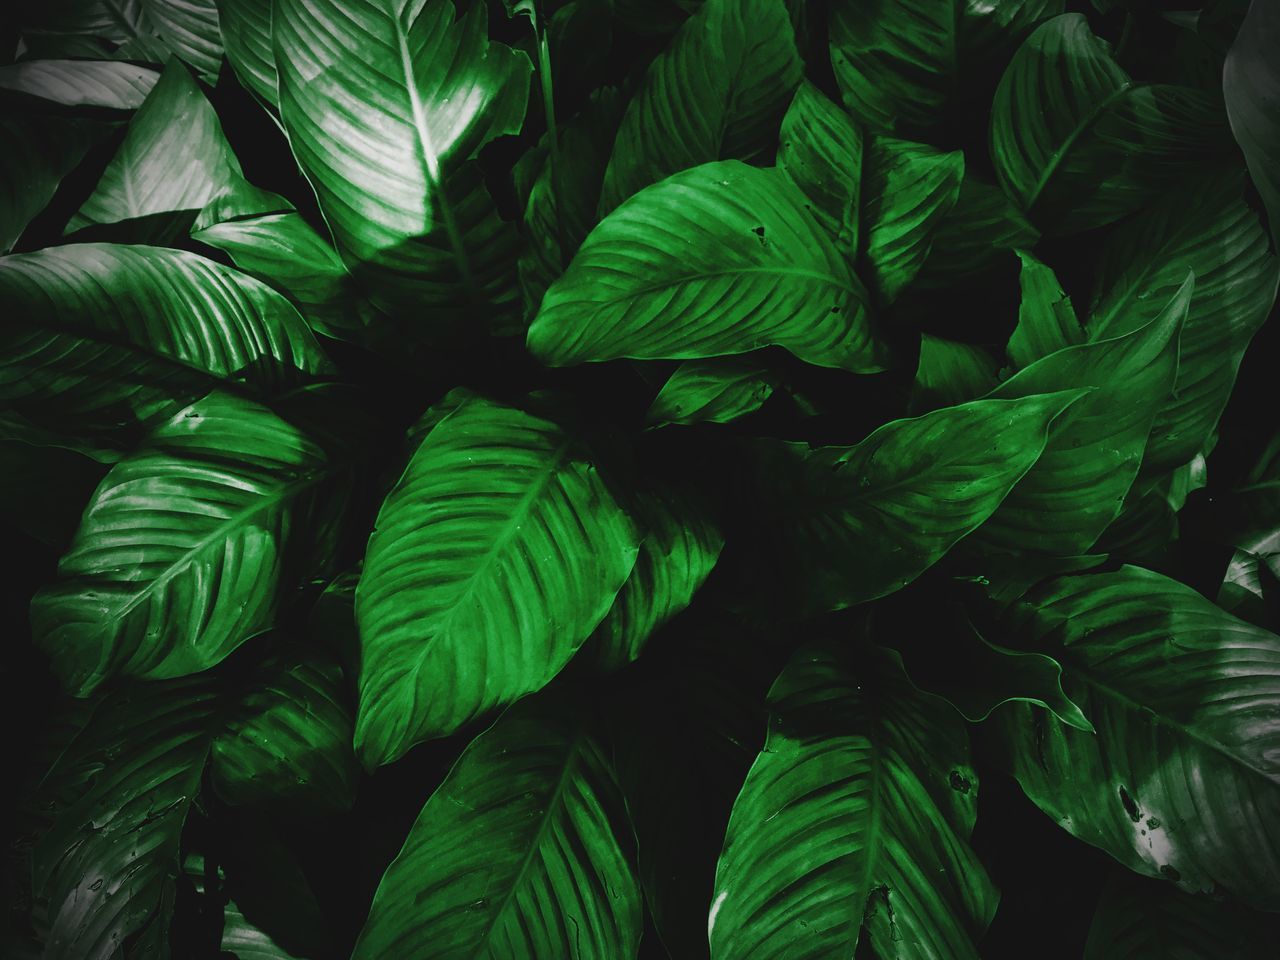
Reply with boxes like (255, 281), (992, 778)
(216, 0), (276, 105)
(913, 172), (1038, 290)
(647, 357), (775, 426)
(1225, 0), (1280, 247)
(777, 79), (862, 255)
(0, 113), (107, 253)
(909, 334), (999, 414)
(1006, 250), (1084, 369)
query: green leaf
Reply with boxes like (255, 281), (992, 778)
(598, 0), (801, 215)
(584, 486), (723, 671)
(272, 0), (531, 322)
(0, 113), (107, 253)
(969, 275), (1189, 558)
(66, 59), (244, 241)
(354, 391), (640, 765)
(210, 651), (359, 813)
(352, 695), (642, 959)
(647, 357), (775, 426)
(0, 242), (329, 441)
(909, 334), (999, 414)
(216, 0), (276, 105)
(994, 565), (1280, 910)
(777, 79), (862, 255)
(529, 160), (887, 373)
(912, 172), (1038, 290)
(710, 644), (998, 959)
(991, 14), (1231, 233)
(1088, 171), (1279, 476)
(30, 391), (337, 696)
(746, 390), (1085, 612)
(861, 136), (964, 303)
(140, 0), (223, 82)
(0, 59), (159, 108)
(1006, 250), (1084, 369)
(1226, 0), (1280, 247)
(32, 676), (219, 960)
(829, 0), (1062, 135)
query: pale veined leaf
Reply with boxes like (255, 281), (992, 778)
(216, 0), (276, 106)
(598, 0), (802, 215)
(710, 644), (998, 959)
(352, 695), (642, 959)
(140, 0), (223, 82)
(1005, 249), (1084, 369)
(647, 357), (775, 426)
(354, 391), (640, 766)
(529, 160), (888, 373)
(0, 59), (159, 108)
(777, 79), (862, 255)
(994, 565), (1280, 910)
(1225, 0), (1280, 248)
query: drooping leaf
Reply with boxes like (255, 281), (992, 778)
(991, 14), (1231, 233)
(529, 160), (887, 373)
(710, 644), (998, 959)
(354, 391), (640, 766)
(0, 113), (107, 253)
(1006, 249), (1084, 369)
(352, 695), (642, 959)
(967, 275), (1189, 558)
(1088, 170), (1279, 476)
(744, 389), (1085, 612)
(909, 334), (999, 414)
(912, 172), (1038, 290)
(829, 0), (1063, 135)
(216, 0), (276, 106)
(861, 136), (964, 303)
(1225, 0), (1280, 247)
(210, 650), (359, 813)
(777, 79), (862, 255)
(0, 242), (328, 442)
(647, 357), (775, 426)
(30, 391), (337, 696)
(140, 0), (223, 82)
(272, 0), (531, 323)
(66, 59), (243, 241)
(0, 59), (159, 108)
(993, 565), (1280, 910)
(598, 0), (802, 215)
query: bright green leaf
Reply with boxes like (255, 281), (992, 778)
(647, 357), (775, 426)
(778, 79), (862, 255)
(1006, 249), (1084, 369)
(217, 0), (276, 106)
(910, 334), (999, 414)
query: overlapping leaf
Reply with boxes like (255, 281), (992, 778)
(217, 0), (276, 106)
(141, 0), (223, 81)
(1225, 0), (1280, 246)
(1005, 250), (1083, 369)
(994, 565), (1280, 910)
(354, 391), (639, 766)
(0, 59), (159, 108)
(912, 172), (1038, 290)
(0, 114), (107, 253)
(777, 80), (862, 254)
(648, 357), (776, 426)
(710, 644), (998, 959)
(909, 334), (999, 414)
(352, 696), (642, 959)
(529, 161), (887, 372)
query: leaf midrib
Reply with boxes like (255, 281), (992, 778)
(1023, 82), (1134, 212)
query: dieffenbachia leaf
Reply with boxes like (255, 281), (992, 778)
(352, 695), (642, 959)
(991, 14), (1232, 233)
(829, 0), (1062, 135)
(710, 644), (998, 959)
(861, 135), (964, 303)
(1088, 171), (1279, 477)
(777, 80), (862, 255)
(0, 114), (108, 253)
(0, 59), (159, 108)
(745, 390), (1085, 612)
(1224, 0), (1280, 248)
(909, 334), (999, 414)
(216, 0), (276, 106)
(210, 651), (359, 813)
(994, 565), (1280, 910)
(140, 0), (223, 82)
(0, 243), (329, 442)
(354, 391), (640, 766)
(598, 0), (802, 215)
(273, 0), (531, 323)
(1083, 869), (1280, 959)
(529, 161), (887, 373)
(1005, 250), (1084, 369)
(913, 172), (1038, 290)
(30, 391), (338, 696)
(66, 59), (243, 241)
(584, 486), (723, 671)
(648, 358), (776, 426)
(967, 275), (1189, 558)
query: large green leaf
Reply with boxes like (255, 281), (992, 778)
(0, 243), (328, 441)
(354, 391), (640, 766)
(352, 695), (642, 959)
(908, 334), (999, 414)
(647, 357), (775, 426)
(912, 172), (1038, 290)
(994, 565), (1280, 910)
(529, 160), (887, 373)
(140, 0), (223, 81)
(210, 650), (358, 813)
(1225, 0), (1280, 247)
(1088, 171), (1279, 476)
(0, 113), (107, 253)
(967, 275), (1189, 558)
(272, 0), (531, 322)
(710, 644), (998, 959)
(991, 14), (1231, 233)
(744, 390), (1084, 611)
(1005, 250), (1084, 369)
(597, 0), (801, 215)
(0, 59), (159, 108)
(776, 79), (862, 255)
(30, 391), (337, 696)
(217, 0), (276, 105)
(829, 0), (1062, 135)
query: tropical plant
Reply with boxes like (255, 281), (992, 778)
(3, 0), (1280, 956)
